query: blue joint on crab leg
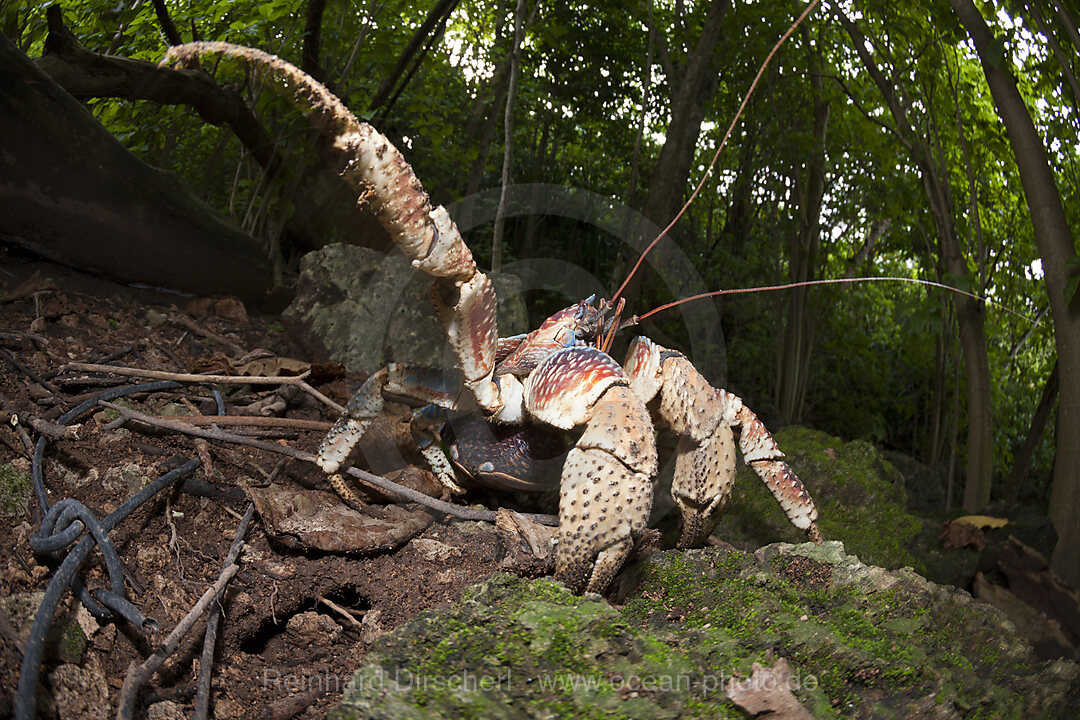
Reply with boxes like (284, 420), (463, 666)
(386, 364), (464, 409)
(412, 404), (451, 424)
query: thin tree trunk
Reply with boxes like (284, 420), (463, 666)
(522, 117), (552, 255)
(151, 0), (184, 46)
(302, 0), (328, 82)
(835, 6), (994, 511)
(491, 0), (528, 271)
(627, 0), (655, 212)
(642, 0), (729, 230)
(459, 63), (511, 231)
(1009, 361), (1058, 502)
(1051, 0), (1080, 54)
(367, 0), (458, 112)
(618, 0), (729, 304)
(777, 28), (829, 426)
(377, 5), (454, 122)
(950, 0), (1080, 586)
(946, 329), (961, 510)
(1025, 1), (1080, 115)
(926, 313), (946, 466)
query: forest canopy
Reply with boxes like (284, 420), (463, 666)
(3, 0), (1078, 582)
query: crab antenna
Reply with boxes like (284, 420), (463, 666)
(630, 276), (1044, 328)
(608, 0), (821, 309)
(599, 297), (626, 355)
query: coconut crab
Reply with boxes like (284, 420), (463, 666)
(167, 42), (823, 595)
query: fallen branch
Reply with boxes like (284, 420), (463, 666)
(1, 348), (59, 394)
(64, 362), (346, 413)
(97, 400), (559, 526)
(116, 563), (240, 720)
(166, 415), (333, 431)
(195, 503), (255, 720)
(170, 313), (247, 357)
(316, 594), (363, 629)
(65, 362), (310, 386)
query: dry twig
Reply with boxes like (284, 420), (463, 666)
(316, 594), (363, 628)
(115, 564), (240, 720)
(64, 362), (346, 413)
(169, 313), (247, 357)
(166, 415), (332, 430)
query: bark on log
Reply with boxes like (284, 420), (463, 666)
(0, 32), (275, 306)
(33, 5), (392, 258)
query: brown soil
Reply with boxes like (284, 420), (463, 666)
(0, 254), (511, 719)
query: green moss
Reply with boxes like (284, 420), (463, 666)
(336, 545), (1078, 719)
(100, 398), (138, 421)
(0, 463), (32, 517)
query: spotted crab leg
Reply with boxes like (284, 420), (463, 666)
(316, 365), (466, 504)
(625, 337), (822, 547)
(523, 346), (658, 594)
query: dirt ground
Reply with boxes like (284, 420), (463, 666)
(0, 252), (521, 719)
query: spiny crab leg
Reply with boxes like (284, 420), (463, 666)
(625, 337), (822, 547)
(167, 42), (520, 423)
(317, 365), (465, 505)
(523, 346), (658, 594)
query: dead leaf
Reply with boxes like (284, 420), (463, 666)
(495, 508), (556, 575)
(249, 485), (433, 553)
(824, 448), (837, 459)
(726, 658), (815, 719)
(952, 514), (1010, 530)
(190, 355), (237, 375)
(238, 356), (310, 377)
(939, 520), (986, 551)
(186, 295), (248, 322)
(6, 271), (59, 302)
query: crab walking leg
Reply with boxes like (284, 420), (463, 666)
(625, 337), (821, 547)
(316, 365), (466, 504)
(718, 389), (823, 543)
(317, 368), (389, 508)
(524, 347), (658, 594)
(166, 43), (519, 422)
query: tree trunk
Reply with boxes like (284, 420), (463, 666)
(777, 30), (829, 426)
(618, 0), (729, 313)
(35, 6), (391, 256)
(0, 33), (274, 306)
(492, 0), (528, 272)
(835, 6), (994, 511)
(302, 0), (328, 83)
(1009, 362), (1058, 502)
(642, 0), (730, 231)
(367, 0), (459, 113)
(950, 0), (1080, 586)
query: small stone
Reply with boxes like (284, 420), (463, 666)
(286, 611), (342, 644)
(47, 655), (108, 720)
(147, 700), (186, 720)
(410, 538), (462, 562)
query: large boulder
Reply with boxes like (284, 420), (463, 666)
(334, 542), (1079, 719)
(284, 244), (527, 374)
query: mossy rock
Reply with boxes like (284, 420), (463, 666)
(334, 542), (1079, 719)
(720, 427), (924, 573)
